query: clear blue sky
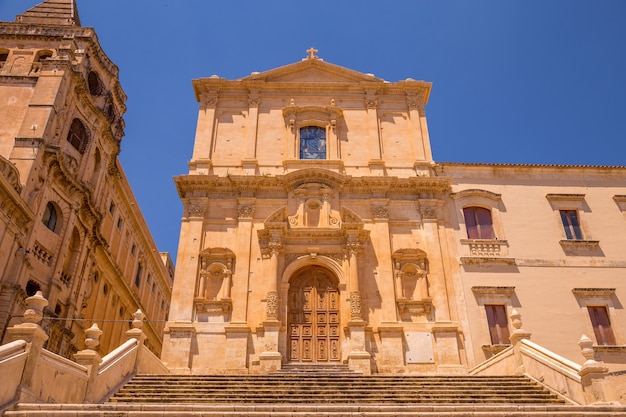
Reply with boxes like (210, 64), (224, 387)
(2, 1), (626, 263)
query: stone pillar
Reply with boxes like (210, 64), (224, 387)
(578, 334), (611, 404)
(378, 323), (405, 373)
(345, 240), (371, 374)
(74, 323), (103, 403)
(418, 199), (453, 322)
(4, 291), (49, 403)
(246, 94), (260, 159)
(371, 202), (397, 322)
(161, 198), (206, 373)
(260, 239), (282, 373)
(191, 93), (217, 162)
(364, 93), (381, 160)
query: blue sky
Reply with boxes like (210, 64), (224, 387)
(1, 1), (625, 263)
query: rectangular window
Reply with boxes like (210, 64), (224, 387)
(134, 264), (142, 288)
(109, 201), (116, 215)
(588, 306), (616, 345)
(464, 207), (495, 239)
(485, 304), (510, 345)
(116, 217), (123, 230)
(560, 210), (583, 240)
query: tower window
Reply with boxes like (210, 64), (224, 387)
(463, 207), (495, 239)
(88, 71), (105, 96)
(26, 280), (41, 296)
(299, 126), (326, 160)
(135, 263), (143, 288)
(42, 202), (59, 232)
(67, 118), (90, 154)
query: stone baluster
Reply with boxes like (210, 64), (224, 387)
(578, 334), (611, 404)
(3, 291), (50, 403)
(74, 323), (103, 403)
(508, 309), (531, 375)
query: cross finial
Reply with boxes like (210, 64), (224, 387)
(306, 47), (319, 60)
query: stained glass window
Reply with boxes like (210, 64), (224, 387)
(300, 126), (326, 160)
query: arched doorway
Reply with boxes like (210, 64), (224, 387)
(288, 266), (340, 363)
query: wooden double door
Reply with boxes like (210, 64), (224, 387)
(288, 266), (340, 363)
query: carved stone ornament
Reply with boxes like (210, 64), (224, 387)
(350, 291), (362, 319)
(238, 205), (255, 219)
(371, 206), (389, 219)
(266, 291), (279, 319)
(346, 241), (360, 256)
(420, 206), (437, 220)
(187, 203), (206, 218)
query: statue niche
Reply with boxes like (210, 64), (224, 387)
(288, 183), (340, 229)
(194, 248), (234, 322)
(393, 249), (432, 320)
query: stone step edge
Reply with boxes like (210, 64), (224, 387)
(10, 403), (625, 412)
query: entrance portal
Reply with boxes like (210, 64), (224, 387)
(288, 266), (340, 363)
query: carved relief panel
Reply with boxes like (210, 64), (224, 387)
(288, 183), (340, 229)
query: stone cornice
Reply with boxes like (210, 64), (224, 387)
(174, 172), (452, 199)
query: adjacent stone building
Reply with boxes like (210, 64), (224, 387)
(163, 48), (626, 375)
(0, 0), (173, 358)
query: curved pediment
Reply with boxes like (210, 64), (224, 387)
(278, 168), (350, 191)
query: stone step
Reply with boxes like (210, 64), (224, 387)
(107, 374), (565, 405)
(7, 403), (626, 416)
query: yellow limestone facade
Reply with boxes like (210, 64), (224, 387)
(163, 49), (626, 376)
(0, 0), (173, 358)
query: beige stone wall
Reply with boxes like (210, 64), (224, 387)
(444, 163), (626, 372)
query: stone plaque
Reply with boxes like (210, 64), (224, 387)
(405, 331), (434, 364)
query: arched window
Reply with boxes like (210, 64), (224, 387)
(88, 71), (105, 96)
(35, 50), (53, 63)
(463, 206), (495, 239)
(299, 126), (326, 160)
(67, 118), (90, 154)
(42, 202), (58, 232)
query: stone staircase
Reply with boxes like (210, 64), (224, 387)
(6, 369), (626, 416)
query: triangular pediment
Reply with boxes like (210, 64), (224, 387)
(241, 58), (385, 84)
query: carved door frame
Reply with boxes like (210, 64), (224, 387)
(287, 265), (341, 363)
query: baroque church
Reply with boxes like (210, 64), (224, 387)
(163, 46), (626, 377)
(2, 0), (626, 414)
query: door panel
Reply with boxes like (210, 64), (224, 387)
(288, 267), (340, 363)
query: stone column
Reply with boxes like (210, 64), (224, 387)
(420, 199), (464, 373)
(191, 93), (218, 162)
(345, 240), (371, 374)
(246, 94), (260, 159)
(260, 238), (282, 372)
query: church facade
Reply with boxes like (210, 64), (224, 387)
(162, 48), (626, 375)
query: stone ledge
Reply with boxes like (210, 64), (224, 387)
(460, 257), (516, 265)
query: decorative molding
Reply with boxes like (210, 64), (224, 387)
(397, 298), (432, 316)
(371, 206), (389, 219)
(237, 205), (255, 219)
(559, 239), (600, 249)
(451, 189), (502, 201)
(350, 291), (362, 319)
(572, 288), (616, 298)
(461, 257), (516, 265)
(472, 286), (516, 297)
(266, 291), (279, 319)
(546, 193), (586, 201)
